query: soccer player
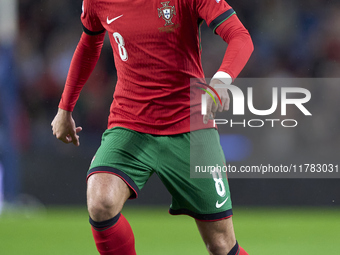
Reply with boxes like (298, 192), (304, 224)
(51, 0), (253, 254)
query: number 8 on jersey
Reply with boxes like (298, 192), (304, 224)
(113, 32), (128, 61)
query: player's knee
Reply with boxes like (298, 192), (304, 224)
(205, 240), (229, 255)
(87, 195), (118, 222)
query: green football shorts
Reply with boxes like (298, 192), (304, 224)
(87, 127), (232, 221)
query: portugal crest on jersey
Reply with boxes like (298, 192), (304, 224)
(158, 2), (176, 26)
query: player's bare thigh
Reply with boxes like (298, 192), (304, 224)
(87, 173), (133, 222)
(196, 217), (236, 255)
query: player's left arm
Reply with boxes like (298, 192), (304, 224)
(213, 14), (254, 81)
(204, 14), (253, 123)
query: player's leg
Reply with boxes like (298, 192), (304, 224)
(87, 172), (136, 255)
(87, 173), (132, 221)
(156, 128), (249, 255)
(190, 129), (248, 254)
(195, 217), (236, 254)
(196, 217), (248, 255)
(86, 127), (155, 255)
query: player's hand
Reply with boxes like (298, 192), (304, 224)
(51, 108), (82, 146)
(203, 79), (230, 124)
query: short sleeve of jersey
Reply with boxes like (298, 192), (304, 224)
(196, 0), (236, 33)
(81, 0), (105, 35)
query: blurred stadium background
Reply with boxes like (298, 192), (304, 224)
(0, 0), (340, 254)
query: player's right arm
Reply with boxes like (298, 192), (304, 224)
(51, 32), (105, 146)
(52, 0), (105, 146)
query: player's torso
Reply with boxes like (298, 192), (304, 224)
(93, 0), (203, 82)
(87, 0), (208, 134)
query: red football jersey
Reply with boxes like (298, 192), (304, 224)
(80, 0), (235, 135)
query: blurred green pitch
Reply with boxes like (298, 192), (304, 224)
(0, 207), (339, 255)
